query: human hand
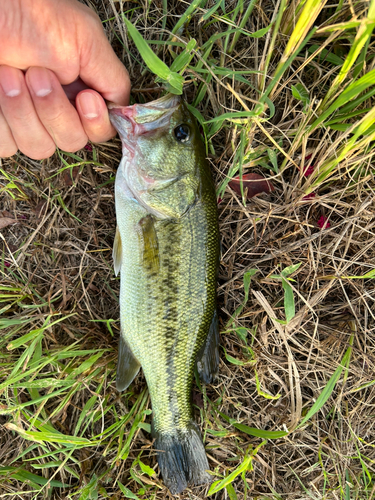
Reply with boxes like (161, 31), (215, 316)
(0, 0), (130, 159)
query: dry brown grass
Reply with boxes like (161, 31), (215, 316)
(1, 0), (375, 499)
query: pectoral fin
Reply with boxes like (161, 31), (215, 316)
(116, 335), (141, 391)
(113, 226), (122, 276)
(196, 310), (220, 384)
(137, 215), (159, 274)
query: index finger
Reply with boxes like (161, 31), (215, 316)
(77, 16), (131, 106)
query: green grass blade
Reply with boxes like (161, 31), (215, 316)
(297, 347), (351, 428)
(118, 481), (141, 499)
(170, 39), (196, 73)
(228, 0), (259, 54)
(321, 0), (375, 106)
(122, 17), (183, 94)
(281, 277), (295, 323)
(171, 0), (206, 35)
(0, 466), (68, 488)
(309, 67), (375, 132)
(218, 409), (288, 439)
(208, 456), (253, 495)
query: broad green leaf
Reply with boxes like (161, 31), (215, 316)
(281, 263), (302, 277)
(235, 327), (248, 343)
(138, 460), (155, 477)
(138, 422), (151, 433)
(226, 482), (238, 500)
(281, 277), (295, 323)
(170, 39), (196, 73)
(291, 83), (310, 107)
(267, 148), (278, 172)
(263, 96), (276, 119)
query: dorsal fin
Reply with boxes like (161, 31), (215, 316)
(113, 226), (123, 276)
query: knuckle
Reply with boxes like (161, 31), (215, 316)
(45, 108), (64, 126)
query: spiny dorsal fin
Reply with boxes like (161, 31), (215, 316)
(113, 226), (122, 276)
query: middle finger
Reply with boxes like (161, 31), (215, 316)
(26, 67), (88, 153)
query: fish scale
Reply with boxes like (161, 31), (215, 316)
(109, 94), (220, 494)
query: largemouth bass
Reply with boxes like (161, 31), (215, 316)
(108, 94), (220, 494)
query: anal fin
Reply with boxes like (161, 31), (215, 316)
(196, 310), (220, 384)
(116, 335), (141, 391)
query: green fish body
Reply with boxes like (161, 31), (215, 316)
(109, 95), (220, 494)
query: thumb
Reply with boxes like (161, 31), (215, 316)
(77, 16), (130, 106)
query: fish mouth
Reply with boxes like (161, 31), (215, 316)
(108, 94), (181, 137)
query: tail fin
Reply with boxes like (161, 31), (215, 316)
(154, 422), (211, 494)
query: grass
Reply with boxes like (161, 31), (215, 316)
(1, 0), (375, 498)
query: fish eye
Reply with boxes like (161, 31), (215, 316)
(173, 124), (190, 143)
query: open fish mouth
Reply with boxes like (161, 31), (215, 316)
(108, 94), (181, 137)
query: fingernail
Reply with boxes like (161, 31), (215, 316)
(0, 68), (22, 97)
(79, 92), (100, 119)
(28, 68), (52, 97)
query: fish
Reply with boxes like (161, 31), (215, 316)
(108, 94), (220, 495)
